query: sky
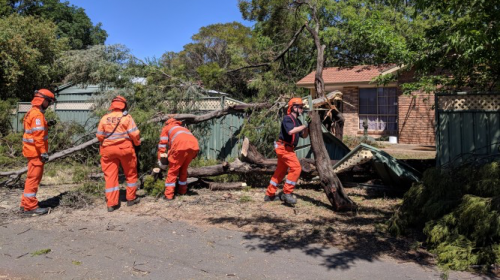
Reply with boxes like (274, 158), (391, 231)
(68, 0), (253, 60)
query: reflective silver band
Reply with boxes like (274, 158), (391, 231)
(270, 180), (278, 187)
(106, 135), (130, 140)
(171, 131), (192, 143)
(25, 127), (46, 134)
(127, 127), (138, 133)
(158, 144), (167, 148)
(105, 186), (120, 193)
(168, 126), (183, 137)
(165, 182), (176, 187)
(160, 137), (169, 141)
(22, 138), (34, 143)
(127, 182), (137, 187)
(23, 192), (36, 197)
(285, 179), (296, 186)
(178, 181), (187, 186)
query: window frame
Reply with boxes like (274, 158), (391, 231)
(358, 87), (398, 133)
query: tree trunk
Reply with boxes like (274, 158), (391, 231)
(305, 10), (356, 211)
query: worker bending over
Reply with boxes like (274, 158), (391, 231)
(96, 96), (141, 212)
(157, 118), (199, 200)
(265, 97), (309, 205)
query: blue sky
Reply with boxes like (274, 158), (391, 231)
(68, 0), (252, 60)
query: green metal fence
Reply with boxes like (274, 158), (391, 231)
(10, 96), (351, 161)
(436, 92), (500, 167)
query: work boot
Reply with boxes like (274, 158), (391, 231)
(23, 207), (49, 216)
(282, 193), (297, 205)
(127, 197), (140, 207)
(107, 205), (118, 212)
(163, 196), (174, 201)
(264, 195), (276, 202)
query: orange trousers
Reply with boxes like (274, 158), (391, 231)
(164, 149), (198, 199)
(20, 157), (44, 211)
(100, 143), (138, 207)
(266, 141), (301, 196)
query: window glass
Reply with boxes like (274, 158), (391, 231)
(358, 87), (397, 132)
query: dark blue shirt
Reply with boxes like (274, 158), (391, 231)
(279, 114), (303, 147)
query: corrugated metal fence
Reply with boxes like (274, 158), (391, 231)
(436, 92), (500, 167)
(10, 96), (351, 161)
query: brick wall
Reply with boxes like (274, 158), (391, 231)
(342, 87), (359, 137)
(397, 71), (436, 145)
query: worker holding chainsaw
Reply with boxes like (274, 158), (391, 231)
(157, 118), (199, 200)
(96, 96), (141, 212)
(264, 97), (309, 205)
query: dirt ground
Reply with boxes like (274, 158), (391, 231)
(0, 184), (434, 272)
(0, 180), (472, 278)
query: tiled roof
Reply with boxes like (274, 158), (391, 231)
(296, 65), (398, 86)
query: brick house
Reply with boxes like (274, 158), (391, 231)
(296, 65), (435, 145)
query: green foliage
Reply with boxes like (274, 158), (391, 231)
(6, 0), (107, 49)
(142, 175), (165, 197)
(413, 0), (500, 90)
(0, 99), (16, 137)
(31, 248), (51, 256)
(0, 14), (69, 100)
(389, 163), (500, 270)
(0, 132), (23, 168)
(240, 195), (252, 203)
(57, 44), (134, 89)
(72, 166), (89, 184)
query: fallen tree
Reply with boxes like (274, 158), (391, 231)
(0, 103), (271, 187)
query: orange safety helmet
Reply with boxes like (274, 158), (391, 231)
(109, 95), (127, 111)
(287, 97), (304, 114)
(164, 117), (181, 126)
(31, 89), (56, 106)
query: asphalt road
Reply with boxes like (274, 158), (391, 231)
(0, 209), (488, 280)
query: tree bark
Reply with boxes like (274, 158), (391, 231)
(305, 5), (356, 211)
(209, 182), (247, 191)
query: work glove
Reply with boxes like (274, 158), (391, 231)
(40, 153), (49, 163)
(134, 144), (141, 152)
(158, 159), (168, 170)
(305, 115), (312, 124)
(47, 119), (57, 127)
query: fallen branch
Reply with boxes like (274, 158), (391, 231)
(209, 182), (247, 191)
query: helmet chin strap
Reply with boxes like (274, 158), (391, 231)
(293, 106), (301, 116)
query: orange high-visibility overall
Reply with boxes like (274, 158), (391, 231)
(158, 119), (199, 199)
(266, 115), (302, 196)
(97, 110), (141, 207)
(20, 106), (48, 211)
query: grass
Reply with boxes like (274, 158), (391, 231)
(239, 195), (252, 203)
(31, 248), (51, 256)
(72, 260), (82, 265)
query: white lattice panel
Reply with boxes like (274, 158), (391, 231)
(438, 95), (500, 111)
(56, 103), (94, 110)
(334, 149), (373, 174)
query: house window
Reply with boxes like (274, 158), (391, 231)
(359, 88), (397, 132)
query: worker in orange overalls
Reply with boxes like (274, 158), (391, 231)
(96, 96), (141, 212)
(264, 97), (309, 205)
(157, 118), (199, 200)
(20, 89), (57, 215)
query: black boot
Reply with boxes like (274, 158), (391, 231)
(127, 197), (140, 207)
(282, 193), (297, 205)
(23, 207), (49, 216)
(107, 205), (119, 212)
